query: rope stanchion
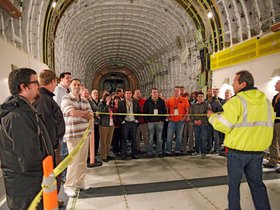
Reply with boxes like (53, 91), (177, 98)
(89, 121), (95, 164)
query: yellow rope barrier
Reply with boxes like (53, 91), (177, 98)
(94, 111), (208, 117)
(28, 122), (92, 210)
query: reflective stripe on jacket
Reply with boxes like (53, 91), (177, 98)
(209, 89), (275, 151)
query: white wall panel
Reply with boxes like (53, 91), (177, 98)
(0, 38), (48, 103)
(212, 53), (280, 101)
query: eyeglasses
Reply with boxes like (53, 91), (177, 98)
(28, 80), (40, 85)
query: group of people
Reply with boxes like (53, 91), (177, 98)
(0, 68), (279, 210)
(91, 86), (230, 161)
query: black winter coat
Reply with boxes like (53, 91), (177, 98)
(117, 99), (141, 122)
(34, 87), (65, 149)
(0, 95), (54, 200)
(98, 101), (114, 127)
(272, 93), (280, 123)
(143, 97), (167, 123)
(89, 99), (100, 124)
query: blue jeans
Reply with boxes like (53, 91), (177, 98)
(166, 120), (185, 153)
(213, 130), (223, 151)
(227, 150), (271, 210)
(60, 140), (68, 181)
(147, 122), (164, 155)
(193, 124), (209, 154)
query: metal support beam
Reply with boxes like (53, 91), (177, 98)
(0, 0), (21, 19)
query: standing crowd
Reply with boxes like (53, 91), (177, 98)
(0, 68), (279, 210)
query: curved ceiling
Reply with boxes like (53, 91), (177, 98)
(0, 0), (280, 90)
(53, 0), (197, 86)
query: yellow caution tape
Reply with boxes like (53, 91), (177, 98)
(95, 111), (208, 117)
(28, 122), (92, 210)
(96, 111), (280, 120)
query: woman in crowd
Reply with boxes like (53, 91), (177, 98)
(112, 96), (122, 155)
(98, 93), (115, 162)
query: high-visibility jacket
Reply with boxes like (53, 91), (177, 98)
(209, 89), (275, 151)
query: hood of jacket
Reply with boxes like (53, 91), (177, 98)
(237, 88), (266, 106)
(0, 95), (33, 121)
(0, 96), (19, 120)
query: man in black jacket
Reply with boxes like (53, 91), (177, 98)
(89, 89), (100, 156)
(0, 68), (54, 210)
(263, 79), (280, 172)
(86, 89), (103, 167)
(208, 88), (223, 153)
(143, 88), (167, 157)
(117, 89), (141, 159)
(34, 69), (65, 207)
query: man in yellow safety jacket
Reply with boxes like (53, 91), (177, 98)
(207, 70), (274, 210)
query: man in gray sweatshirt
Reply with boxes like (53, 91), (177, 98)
(190, 91), (211, 158)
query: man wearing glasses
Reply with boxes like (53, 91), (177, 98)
(0, 68), (54, 210)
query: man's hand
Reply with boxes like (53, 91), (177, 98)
(207, 110), (214, 118)
(82, 112), (93, 120)
(106, 97), (111, 105)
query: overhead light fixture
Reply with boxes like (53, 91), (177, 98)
(207, 12), (213, 19)
(223, 77), (230, 85)
(51, 1), (57, 8)
(271, 68), (280, 78)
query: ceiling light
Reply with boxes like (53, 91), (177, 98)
(52, 1), (57, 8)
(207, 12), (213, 19)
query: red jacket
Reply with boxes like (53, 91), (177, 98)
(136, 97), (146, 124)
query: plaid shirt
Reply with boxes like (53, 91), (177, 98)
(61, 93), (92, 141)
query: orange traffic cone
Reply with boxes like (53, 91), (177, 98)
(42, 155), (58, 210)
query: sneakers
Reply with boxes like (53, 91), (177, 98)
(175, 152), (181, 156)
(58, 200), (64, 208)
(201, 154), (206, 159)
(87, 161), (103, 168)
(276, 168), (280, 173)
(107, 156), (114, 160)
(131, 155), (139, 159)
(79, 185), (90, 191)
(210, 150), (219, 154)
(65, 189), (76, 197)
(165, 152), (172, 156)
(263, 162), (277, 168)
(147, 154), (153, 158)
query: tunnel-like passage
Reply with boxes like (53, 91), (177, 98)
(52, 0), (202, 96)
(92, 66), (139, 93)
